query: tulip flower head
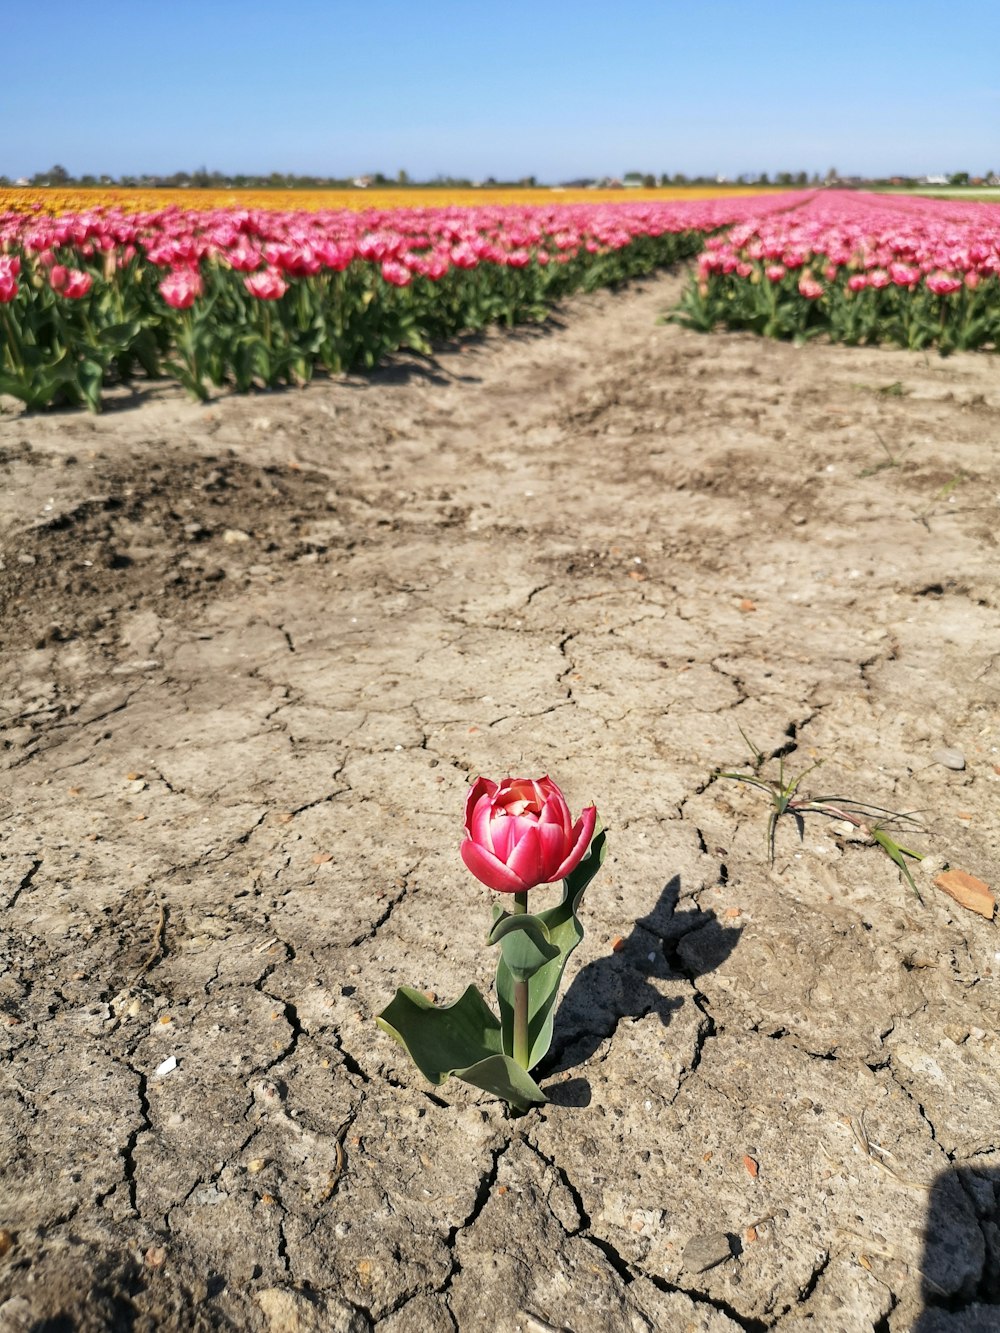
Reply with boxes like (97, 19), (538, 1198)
(461, 775), (597, 893)
(158, 268), (203, 310)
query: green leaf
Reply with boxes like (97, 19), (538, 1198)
(375, 984), (546, 1111)
(487, 912), (559, 982)
(495, 825), (607, 1069)
(98, 319), (142, 349)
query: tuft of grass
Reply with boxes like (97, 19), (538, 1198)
(716, 728), (926, 897)
(859, 430), (912, 477)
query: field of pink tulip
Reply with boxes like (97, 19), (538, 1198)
(678, 189), (1000, 352)
(3, 189), (999, 412)
(0, 194), (795, 410)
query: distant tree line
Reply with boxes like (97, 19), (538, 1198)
(3, 165), (540, 190)
(4, 165), (996, 191)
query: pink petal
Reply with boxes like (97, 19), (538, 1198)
(551, 805), (598, 880)
(537, 818), (569, 881)
(539, 788), (572, 838)
(464, 777), (497, 832)
(461, 839), (527, 893)
(491, 813), (536, 862)
(505, 824), (545, 889)
(468, 789), (497, 853)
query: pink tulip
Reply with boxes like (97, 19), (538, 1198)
(461, 776), (597, 894)
(244, 267), (288, 300)
(798, 276), (824, 300)
(227, 243), (264, 272)
(925, 271), (962, 296)
(49, 264), (69, 291)
(63, 269), (93, 299)
(888, 262), (920, 287)
(380, 259), (412, 287)
(765, 263), (786, 282)
(847, 273), (869, 292)
(0, 271), (17, 302)
(158, 268), (203, 309)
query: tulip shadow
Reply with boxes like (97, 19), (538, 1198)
(911, 1164), (999, 1330)
(540, 874), (742, 1085)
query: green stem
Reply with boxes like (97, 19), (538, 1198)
(510, 891), (530, 1069)
(0, 305), (25, 374)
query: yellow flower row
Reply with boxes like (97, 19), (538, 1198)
(0, 185), (780, 216)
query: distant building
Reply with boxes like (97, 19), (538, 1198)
(922, 174), (949, 186)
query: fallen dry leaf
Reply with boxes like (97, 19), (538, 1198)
(738, 599), (757, 613)
(933, 869), (995, 920)
(743, 1154), (760, 1179)
(312, 853), (333, 865)
(610, 936), (625, 953)
(745, 1227), (758, 1243)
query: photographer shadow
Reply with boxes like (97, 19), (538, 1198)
(541, 874), (742, 1093)
(911, 1164), (999, 1331)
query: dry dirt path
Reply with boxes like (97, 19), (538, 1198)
(1, 271), (999, 1332)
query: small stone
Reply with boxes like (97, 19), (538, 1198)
(222, 528), (251, 544)
(0, 1229), (14, 1257)
(682, 1231), (735, 1273)
(931, 746), (966, 770)
(256, 1287), (368, 1333)
(0, 1297), (33, 1331)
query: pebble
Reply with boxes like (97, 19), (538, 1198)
(682, 1231), (734, 1273)
(931, 746), (965, 770)
(0, 1297), (33, 1331)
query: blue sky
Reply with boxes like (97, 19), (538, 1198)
(5, 1), (999, 181)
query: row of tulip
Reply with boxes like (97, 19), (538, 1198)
(675, 189), (1000, 352)
(0, 184), (782, 218)
(0, 194), (798, 410)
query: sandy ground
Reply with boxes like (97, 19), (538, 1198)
(1, 270), (998, 1333)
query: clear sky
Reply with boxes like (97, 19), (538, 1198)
(4, 0), (999, 181)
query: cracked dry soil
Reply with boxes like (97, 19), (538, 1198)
(1, 270), (999, 1333)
